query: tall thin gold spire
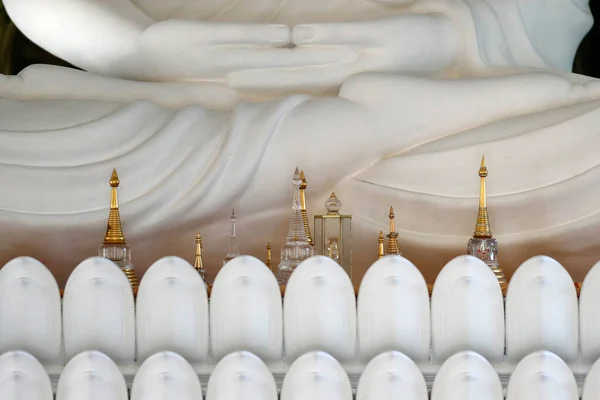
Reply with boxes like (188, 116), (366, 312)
(474, 155), (492, 238)
(467, 155), (507, 290)
(103, 168), (126, 245)
(386, 206), (401, 255)
(194, 233), (206, 280)
(99, 168), (138, 291)
(299, 170), (313, 246)
(378, 231), (385, 259)
(266, 242), (273, 272)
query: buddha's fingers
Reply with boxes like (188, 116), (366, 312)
(207, 23), (291, 46)
(143, 20), (291, 47)
(221, 47), (359, 70)
(228, 64), (359, 91)
(292, 22), (382, 47)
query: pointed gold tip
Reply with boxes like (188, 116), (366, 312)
(378, 231), (384, 241)
(109, 168), (120, 187)
(330, 192), (337, 199)
(300, 170), (307, 190)
(103, 169), (126, 245)
(267, 242), (271, 249)
(388, 206), (396, 235)
(479, 155), (488, 177)
(196, 233), (202, 244)
(474, 155), (492, 238)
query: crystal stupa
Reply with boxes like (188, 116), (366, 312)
(278, 168), (314, 285)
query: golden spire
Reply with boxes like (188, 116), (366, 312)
(103, 168), (126, 245)
(266, 242), (273, 272)
(299, 170), (313, 246)
(378, 231), (385, 259)
(386, 206), (401, 255)
(194, 233), (207, 284)
(467, 156), (507, 290)
(474, 155), (492, 238)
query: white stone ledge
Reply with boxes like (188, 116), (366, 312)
(44, 360), (592, 394)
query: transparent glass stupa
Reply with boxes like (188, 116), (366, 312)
(278, 168), (314, 285)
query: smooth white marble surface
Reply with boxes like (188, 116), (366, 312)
(0, 257), (62, 364)
(506, 351), (579, 400)
(0, 0), (598, 285)
(210, 256), (282, 362)
(357, 256), (430, 364)
(431, 351), (503, 400)
(131, 351), (204, 400)
(56, 351), (128, 400)
(356, 351), (428, 400)
(280, 351), (353, 400)
(505, 256), (579, 363)
(136, 256), (209, 364)
(62, 258), (135, 364)
(206, 351), (277, 400)
(0, 351), (54, 400)
(431, 255), (504, 364)
(579, 260), (600, 364)
(284, 257), (356, 363)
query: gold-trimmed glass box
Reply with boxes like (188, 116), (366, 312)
(314, 193), (352, 278)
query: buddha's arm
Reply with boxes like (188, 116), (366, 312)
(3, 0), (353, 83)
(3, 0), (153, 77)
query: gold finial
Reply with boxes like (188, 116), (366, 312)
(266, 242), (273, 272)
(299, 170), (313, 246)
(194, 233), (204, 269)
(474, 155), (492, 238)
(299, 170), (307, 190)
(386, 206), (401, 255)
(378, 231), (385, 259)
(103, 168), (126, 245)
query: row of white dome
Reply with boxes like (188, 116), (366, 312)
(2, 348), (599, 400)
(0, 254), (598, 368)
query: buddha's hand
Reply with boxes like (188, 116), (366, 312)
(228, 14), (457, 91)
(136, 19), (358, 81)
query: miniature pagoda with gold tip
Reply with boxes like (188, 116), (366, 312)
(194, 233), (207, 286)
(98, 168), (139, 291)
(299, 170), (313, 246)
(386, 206), (402, 256)
(467, 156), (507, 288)
(278, 168), (314, 284)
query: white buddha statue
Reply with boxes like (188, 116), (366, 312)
(0, 0), (597, 284)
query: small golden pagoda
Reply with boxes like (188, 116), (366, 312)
(386, 206), (402, 256)
(266, 242), (273, 272)
(467, 156), (507, 288)
(378, 231), (385, 259)
(299, 170), (313, 246)
(194, 233), (207, 285)
(98, 168), (139, 291)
